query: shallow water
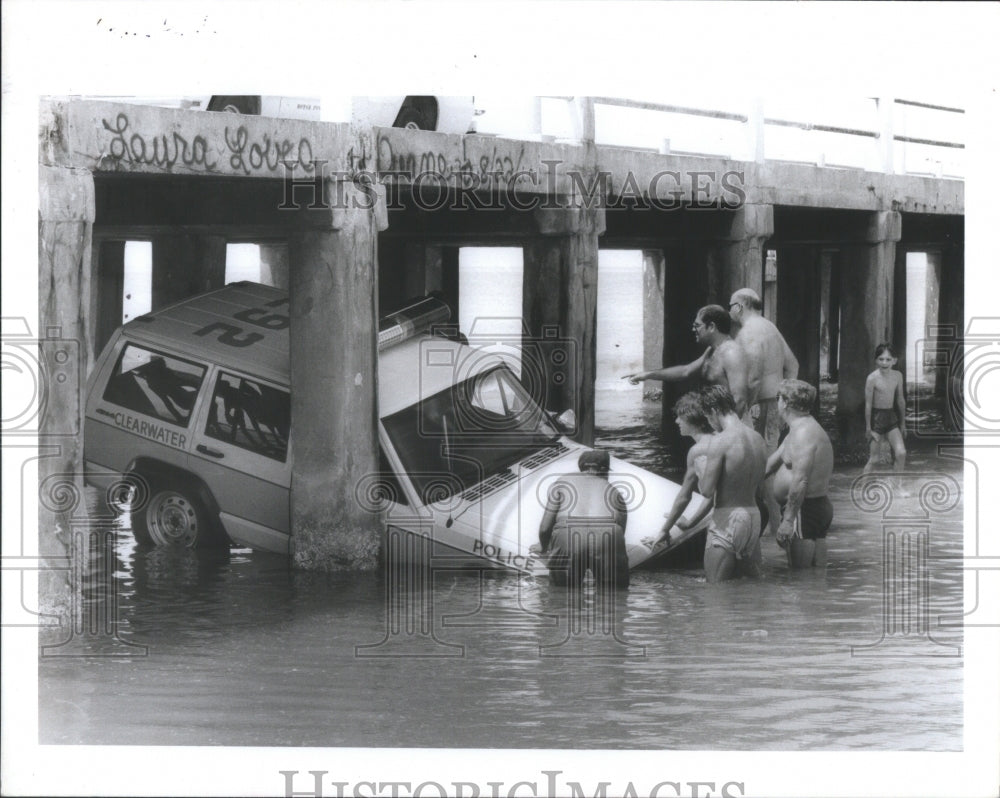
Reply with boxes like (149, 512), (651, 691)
(39, 392), (964, 750)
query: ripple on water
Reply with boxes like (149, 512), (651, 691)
(39, 399), (964, 750)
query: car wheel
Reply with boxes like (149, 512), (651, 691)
(394, 106), (429, 130)
(207, 95), (261, 115)
(133, 483), (220, 549)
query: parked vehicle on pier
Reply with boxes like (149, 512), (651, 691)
(182, 95), (480, 133)
(83, 282), (707, 573)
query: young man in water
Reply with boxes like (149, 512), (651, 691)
(694, 385), (768, 582)
(624, 305), (750, 417)
(765, 379), (835, 569)
(643, 391), (716, 550)
(536, 448), (630, 590)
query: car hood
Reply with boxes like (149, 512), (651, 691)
(436, 442), (708, 573)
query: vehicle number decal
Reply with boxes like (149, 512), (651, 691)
(232, 306), (289, 330)
(193, 299), (290, 344)
(193, 322), (264, 348)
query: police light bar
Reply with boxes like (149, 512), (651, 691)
(378, 296), (452, 351)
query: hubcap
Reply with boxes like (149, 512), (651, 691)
(148, 492), (198, 547)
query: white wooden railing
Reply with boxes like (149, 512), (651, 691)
(530, 96), (964, 179)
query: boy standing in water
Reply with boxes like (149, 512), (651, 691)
(864, 343), (907, 475)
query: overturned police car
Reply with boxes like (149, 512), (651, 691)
(83, 282), (708, 573)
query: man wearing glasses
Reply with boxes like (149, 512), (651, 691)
(624, 304), (750, 417)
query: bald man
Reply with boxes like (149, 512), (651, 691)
(729, 288), (798, 453)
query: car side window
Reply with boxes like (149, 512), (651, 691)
(204, 372), (290, 462)
(102, 344), (206, 426)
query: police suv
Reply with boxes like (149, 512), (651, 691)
(84, 282), (707, 572)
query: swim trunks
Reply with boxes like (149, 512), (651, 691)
(706, 506), (761, 560)
(546, 523), (630, 589)
(744, 397), (782, 452)
(781, 496), (834, 541)
(871, 408), (899, 435)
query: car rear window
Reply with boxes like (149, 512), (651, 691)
(102, 344), (206, 426)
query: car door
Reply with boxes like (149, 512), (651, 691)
(188, 366), (292, 552)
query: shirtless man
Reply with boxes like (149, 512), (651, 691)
(642, 392), (716, 551)
(537, 449), (630, 590)
(624, 305), (750, 417)
(728, 288), (798, 452)
(729, 288), (797, 535)
(693, 385), (768, 582)
(765, 379), (834, 569)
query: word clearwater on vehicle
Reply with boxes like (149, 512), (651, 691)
(84, 282), (707, 572)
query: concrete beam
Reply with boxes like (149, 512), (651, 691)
(42, 100), (964, 217)
(373, 126), (585, 198)
(40, 99), (368, 180)
(597, 148), (963, 215)
(534, 206), (606, 236)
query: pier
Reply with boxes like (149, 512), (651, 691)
(38, 97), (964, 571)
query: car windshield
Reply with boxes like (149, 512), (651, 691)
(382, 365), (562, 503)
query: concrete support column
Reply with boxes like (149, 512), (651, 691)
(762, 249), (778, 323)
(642, 249), (665, 401)
(937, 240), (964, 430)
(892, 244), (909, 386)
(776, 245), (823, 404)
(659, 241), (712, 449)
(714, 203), (774, 301)
(38, 164), (95, 617)
(94, 240), (126, 354)
(836, 211), (902, 449)
(259, 242), (290, 289)
(523, 205), (606, 445)
(151, 231), (227, 309)
(826, 249), (841, 381)
(402, 244), (460, 321)
(288, 180), (388, 570)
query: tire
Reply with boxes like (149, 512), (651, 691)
(394, 105), (429, 130)
(132, 481), (223, 549)
(207, 95), (261, 115)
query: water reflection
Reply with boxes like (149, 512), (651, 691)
(40, 404), (964, 750)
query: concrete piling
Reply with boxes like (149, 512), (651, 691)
(288, 179), (386, 570)
(35, 98), (964, 576)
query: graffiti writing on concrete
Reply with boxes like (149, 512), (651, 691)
(224, 126), (315, 176)
(100, 113), (316, 175)
(375, 132), (528, 189)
